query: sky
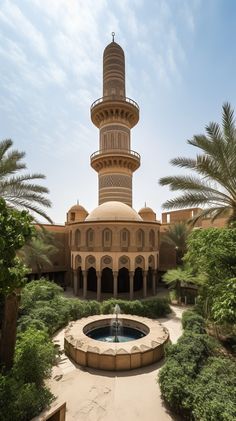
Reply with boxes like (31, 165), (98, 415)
(1, 0), (236, 224)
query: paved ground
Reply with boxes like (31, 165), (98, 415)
(46, 306), (185, 421)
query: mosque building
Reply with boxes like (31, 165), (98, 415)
(34, 36), (227, 298)
(66, 35), (160, 300)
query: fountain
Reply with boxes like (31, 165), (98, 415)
(64, 307), (169, 371)
(111, 304), (122, 342)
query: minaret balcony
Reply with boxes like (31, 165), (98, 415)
(90, 96), (139, 128)
(90, 149), (141, 172)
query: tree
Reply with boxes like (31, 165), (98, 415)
(0, 198), (34, 370)
(159, 103), (236, 225)
(162, 222), (189, 264)
(184, 227), (236, 321)
(163, 267), (203, 302)
(0, 139), (52, 223)
(19, 229), (59, 278)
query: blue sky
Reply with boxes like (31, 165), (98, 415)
(0, 0), (236, 223)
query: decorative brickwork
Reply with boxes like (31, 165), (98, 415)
(99, 174), (132, 189)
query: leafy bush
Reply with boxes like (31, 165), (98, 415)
(20, 279), (63, 313)
(192, 357), (236, 421)
(0, 374), (53, 421)
(18, 315), (47, 333)
(159, 332), (216, 414)
(14, 328), (56, 387)
(142, 298), (171, 318)
(101, 298), (171, 318)
(158, 358), (194, 414)
(158, 307), (235, 420)
(182, 310), (205, 334)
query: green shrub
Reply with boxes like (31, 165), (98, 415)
(158, 358), (194, 414)
(0, 374), (53, 421)
(142, 298), (171, 318)
(68, 299), (101, 320)
(30, 306), (61, 334)
(192, 357), (236, 421)
(18, 315), (47, 333)
(14, 328), (56, 387)
(83, 300), (101, 317)
(182, 310), (205, 334)
(101, 298), (171, 318)
(20, 279), (63, 313)
(159, 333), (216, 415)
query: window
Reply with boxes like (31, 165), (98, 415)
(86, 229), (94, 247)
(70, 212), (75, 221)
(75, 229), (81, 247)
(121, 229), (129, 247)
(167, 213), (170, 223)
(136, 229), (144, 248)
(103, 229), (112, 248)
(149, 230), (155, 248)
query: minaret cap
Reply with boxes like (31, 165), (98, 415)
(103, 36), (125, 98)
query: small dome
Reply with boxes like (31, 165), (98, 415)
(69, 204), (87, 212)
(138, 207), (156, 222)
(85, 201), (142, 222)
(67, 204), (88, 223)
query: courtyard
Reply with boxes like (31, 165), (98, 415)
(44, 305), (184, 421)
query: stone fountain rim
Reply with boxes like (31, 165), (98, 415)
(64, 314), (169, 355)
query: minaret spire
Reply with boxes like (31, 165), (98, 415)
(90, 40), (140, 207)
(111, 32), (115, 42)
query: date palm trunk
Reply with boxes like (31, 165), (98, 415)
(0, 291), (20, 371)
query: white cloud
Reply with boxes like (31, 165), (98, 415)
(0, 1), (48, 56)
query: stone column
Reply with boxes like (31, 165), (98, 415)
(73, 270), (78, 296)
(129, 271), (134, 300)
(152, 270), (156, 296)
(143, 270), (148, 298)
(97, 271), (101, 301)
(83, 270), (87, 299)
(113, 271), (118, 298)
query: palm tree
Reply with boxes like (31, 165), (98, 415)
(159, 103), (236, 225)
(19, 227), (60, 278)
(0, 139), (52, 222)
(162, 222), (189, 265)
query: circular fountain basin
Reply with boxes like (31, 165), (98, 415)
(86, 326), (145, 342)
(64, 315), (169, 371)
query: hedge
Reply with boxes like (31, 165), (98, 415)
(100, 298), (171, 318)
(158, 309), (235, 420)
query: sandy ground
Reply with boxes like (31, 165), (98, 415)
(46, 306), (185, 421)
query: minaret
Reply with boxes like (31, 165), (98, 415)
(90, 33), (140, 207)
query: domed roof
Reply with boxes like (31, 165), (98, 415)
(69, 204), (88, 213)
(138, 206), (156, 222)
(138, 207), (155, 214)
(85, 201), (143, 222)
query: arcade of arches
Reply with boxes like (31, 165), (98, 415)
(72, 254), (157, 300)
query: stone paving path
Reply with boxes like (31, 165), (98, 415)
(46, 306), (185, 421)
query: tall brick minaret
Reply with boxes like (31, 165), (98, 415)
(90, 33), (140, 207)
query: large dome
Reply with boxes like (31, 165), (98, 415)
(85, 201), (143, 222)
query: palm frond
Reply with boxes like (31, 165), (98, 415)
(222, 102), (235, 143)
(160, 103), (236, 225)
(0, 139), (52, 222)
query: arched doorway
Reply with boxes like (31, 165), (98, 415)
(101, 267), (113, 293)
(134, 267), (143, 291)
(118, 267), (130, 293)
(87, 267), (97, 291)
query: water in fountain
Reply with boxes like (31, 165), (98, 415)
(110, 304), (123, 342)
